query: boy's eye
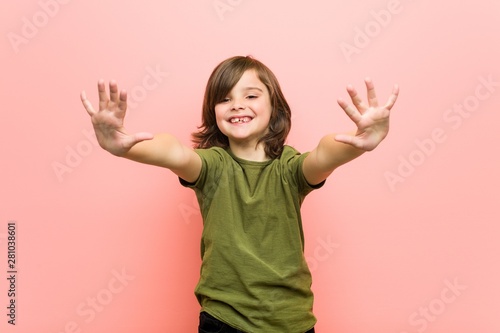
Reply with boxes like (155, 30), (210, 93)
(218, 95), (258, 103)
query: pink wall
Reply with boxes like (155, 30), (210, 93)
(2, 0), (499, 332)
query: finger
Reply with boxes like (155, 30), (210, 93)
(132, 132), (155, 143)
(80, 91), (96, 116)
(334, 134), (365, 150)
(346, 84), (366, 110)
(123, 132), (155, 150)
(114, 132), (154, 154)
(365, 77), (379, 108)
(109, 80), (119, 103)
(384, 84), (400, 110)
(97, 79), (108, 111)
(117, 89), (128, 115)
(338, 97), (362, 124)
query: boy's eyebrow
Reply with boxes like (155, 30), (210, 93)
(243, 87), (263, 92)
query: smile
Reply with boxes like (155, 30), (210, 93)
(229, 117), (252, 123)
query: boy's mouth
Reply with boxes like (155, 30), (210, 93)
(229, 116), (252, 124)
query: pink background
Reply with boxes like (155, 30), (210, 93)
(1, 0), (500, 332)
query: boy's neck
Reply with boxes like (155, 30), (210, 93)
(228, 142), (270, 162)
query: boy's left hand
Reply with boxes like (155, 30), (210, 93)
(334, 78), (399, 151)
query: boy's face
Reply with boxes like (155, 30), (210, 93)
(215, 69), (272, 149)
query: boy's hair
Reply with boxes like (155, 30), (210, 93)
(192, 56), (292, 159)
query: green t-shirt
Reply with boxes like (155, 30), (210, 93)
(180, 145), (324, 333)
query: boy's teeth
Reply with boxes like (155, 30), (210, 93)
(231, 117), (251, 123)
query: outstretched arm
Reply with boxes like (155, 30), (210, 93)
(80, 80), (201, 183)
(303, 78), (399, 185)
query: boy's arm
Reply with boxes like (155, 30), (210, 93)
(123, 133), (201, 183)
(303, 78), (399, 185)
(80, 80), (201, 183)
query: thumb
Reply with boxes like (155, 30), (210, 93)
(334, 134), (365, 150)
(131, 132), (155, 145)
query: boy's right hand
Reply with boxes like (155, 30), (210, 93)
(80, 80), (154, 157)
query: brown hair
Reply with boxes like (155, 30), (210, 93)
(192, 56), (292, 159)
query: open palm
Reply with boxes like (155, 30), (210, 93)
(80, 80), (153, 156)
(335, 78), (399, 151)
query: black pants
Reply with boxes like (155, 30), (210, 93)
(199, 311), (315, 333)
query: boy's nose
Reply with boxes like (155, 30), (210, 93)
(230, 101), (245, 111)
